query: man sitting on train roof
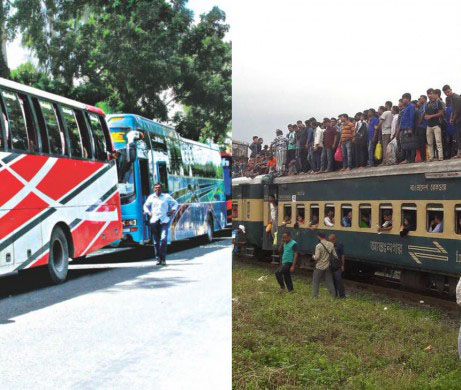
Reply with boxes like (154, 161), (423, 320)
(428, 213), (443, 233)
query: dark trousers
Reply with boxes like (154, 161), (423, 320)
(416, 127), (427, 161)
(275, 263), (293, 291)
(313, 148), (322, 171)
(456, 122), (461, 154)
(355, 143), (367, 167)
(333, 269), (346, 298)
(151, 221), (169, 261)
(320, 147), (334, 172)
(286, 149), (296, 166)
(403, 148), (416, 163)
(299, 147), (308, 172)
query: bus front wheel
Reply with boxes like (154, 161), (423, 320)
(47, 226), (69, 284)
(206, 217), (214, 243)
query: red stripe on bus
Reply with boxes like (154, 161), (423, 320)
(10, 155), (48, 182)
(0, 193), (48, 240)
(71, 220), (107, 258)
(36, 159), (103, 201)
(29, 252), (49, 268)
(83, 221), (121, 255)
(85, 105), (106, 116)
(96, 192), (120, 213)
(0, 171), (23, 208)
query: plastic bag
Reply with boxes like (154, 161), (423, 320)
(266, 223), (272, 233)
(334, 145), (342, 162)
(374, 141), (382, 160)
(387, 138), (397, 165)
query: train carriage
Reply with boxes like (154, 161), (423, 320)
(232, 161), (461, 294)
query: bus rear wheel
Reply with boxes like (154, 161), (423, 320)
(47, 226), (69, 284)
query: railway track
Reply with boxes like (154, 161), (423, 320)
(233, 256), (460, 316)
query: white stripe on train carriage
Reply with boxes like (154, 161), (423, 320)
(80, 220), (111, 257)
(0, 77), (88, 111)
(0, 157), (58, 216)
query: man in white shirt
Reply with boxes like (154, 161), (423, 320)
(376, 102), (394, 165)
(324, 210), (334, 227)
(143, 183), (179, 265)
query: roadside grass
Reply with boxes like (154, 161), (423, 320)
(233, 261), (461, 390)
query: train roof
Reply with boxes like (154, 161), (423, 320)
(0, 77), (105, 116)
(232, 160), (461, 186)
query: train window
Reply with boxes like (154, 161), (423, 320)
(295, 205), (305, 226)
(1, 90), (29, 151)
(232, 202), (238, 219)
(38, 100), (65, 155)
(379, 204), (393, 232)
(324, 204), (335, 227)
(341, 204), (352, 227)
(309, 204), (319, 227)
(427, 204), (444, 233)
(401, 204), (417, 231)
(359, 204), (371, 228)
(87, 113), (108, 160)
(283, 204), (292, 225)
(455, 206), (461, 234)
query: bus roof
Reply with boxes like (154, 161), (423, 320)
(0, 77), (105, 116)
(107, 113), (220, 151)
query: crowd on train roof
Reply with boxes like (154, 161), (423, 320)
(232, 85), (461, 178)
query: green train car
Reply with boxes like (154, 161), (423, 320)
(232, 161), (461, 294)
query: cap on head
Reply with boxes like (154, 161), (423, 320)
(238, 225), (246, 233)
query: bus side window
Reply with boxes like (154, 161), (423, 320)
(31, 97), (50, 153)
(18, 94), (39, 152)
(61, 106), (83, 158)
(87, 112), (110, 160)
(37, 99), (65, 155)
(1, 90), (29, 152)
(74, 110), (92, 159)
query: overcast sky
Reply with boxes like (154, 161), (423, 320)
(232, 0), (461, 144)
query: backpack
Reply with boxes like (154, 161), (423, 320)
(320, 242), (341, 272)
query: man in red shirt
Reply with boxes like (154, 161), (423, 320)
(319, 118), (338, 173)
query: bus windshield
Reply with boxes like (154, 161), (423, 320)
(116, 149), (135, 198)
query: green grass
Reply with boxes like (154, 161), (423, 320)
(233, 261), (461, 390)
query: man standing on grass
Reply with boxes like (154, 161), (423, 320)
(312, 232), (336, 298)
(328, 234), (346, 298)
(275, 231), (298, 293)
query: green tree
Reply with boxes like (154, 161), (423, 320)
(7, 0), (231, 143)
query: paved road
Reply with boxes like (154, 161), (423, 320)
(0, 237), (231, 390)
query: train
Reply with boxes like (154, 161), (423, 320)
(232, 161), (461, 295)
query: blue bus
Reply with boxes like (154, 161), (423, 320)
(221, 152), (232, 225)
(107, 114), (227, 245)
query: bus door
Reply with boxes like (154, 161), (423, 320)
(156, 161), (168, 192)
(138, 158), (152, 242)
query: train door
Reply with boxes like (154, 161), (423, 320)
(263, 185), (278, 250)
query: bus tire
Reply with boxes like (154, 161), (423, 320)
(47, 226), (69, 284)
(206, 216), (214, 243)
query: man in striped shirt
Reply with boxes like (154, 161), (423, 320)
(339, 114), (355, 171)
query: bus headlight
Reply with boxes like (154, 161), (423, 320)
(122, 220), (137, 226)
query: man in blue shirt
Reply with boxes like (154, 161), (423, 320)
(143, 183), (179, 265)
(415, 95), (428, 162)
(396, 93), (417, 163)
(367, 109), (379, 167)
